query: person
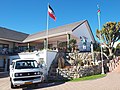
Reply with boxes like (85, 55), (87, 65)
(2, 48), (8, 54)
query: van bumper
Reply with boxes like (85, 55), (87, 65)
(12, 76), (43, 86)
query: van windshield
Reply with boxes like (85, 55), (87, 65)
(15, 60), (39, 69)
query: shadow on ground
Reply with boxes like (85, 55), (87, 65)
(20, 82), (65, 90)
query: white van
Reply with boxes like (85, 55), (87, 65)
(9, 59), (44, 88)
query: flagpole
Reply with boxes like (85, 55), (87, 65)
(46, 3), (49, 50)
(97, 4), (104, 74)
(45, 3), (49, 75)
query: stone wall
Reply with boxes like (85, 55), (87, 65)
(68, 52), (108, 66)
(68, 52), (93, 66)
(57, 65), (101, 79)
(56, 52), (106, 79)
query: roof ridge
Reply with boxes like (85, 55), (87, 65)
(50, 20), (87, 30)
(29, 20), (86, 36)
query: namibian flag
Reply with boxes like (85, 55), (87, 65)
(98, 9), (100, 16)
(97, 4), (100, 16)
(48, 4), (56, 21)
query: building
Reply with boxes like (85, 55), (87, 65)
(0, 27), (28, 72)
(0, 20), (95, 72)
(23, 20), (95, 52)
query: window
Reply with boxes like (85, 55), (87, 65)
(15, 60), (39, 69)
(0, 44), (9, 54)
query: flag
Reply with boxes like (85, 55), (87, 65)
(48, 4), (56, 21)
(98, 9), (100, 16)
(97, 4), (100, 16)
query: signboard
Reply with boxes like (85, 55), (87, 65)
(79, 36), (91, 52)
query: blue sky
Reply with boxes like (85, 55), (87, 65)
(0, 0), (120, 40)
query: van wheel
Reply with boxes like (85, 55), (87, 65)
(11, 81), (14, 88)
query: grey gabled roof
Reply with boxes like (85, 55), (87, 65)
(23, 20), (87, 42)
(0, 27), (29, 42)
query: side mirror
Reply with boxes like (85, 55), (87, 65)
(10, 65), (13, 70)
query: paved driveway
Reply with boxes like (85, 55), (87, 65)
(0, 64), (120, 90)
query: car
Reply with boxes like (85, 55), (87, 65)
(9, 59), (44, 88)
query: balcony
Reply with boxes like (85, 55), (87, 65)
(0, 48), (28, 55)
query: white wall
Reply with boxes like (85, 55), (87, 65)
(46, 51), (57, 73)
(17, 50), (57, 74)
(71, 23), (93, 51)
(18, 50), (47, 63)
(72, 23), (93, 43)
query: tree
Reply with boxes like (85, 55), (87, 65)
(96, 22), (120, 57)
(58, 41), (67, 48)
(93, 41), (101, 52)
(115, 42), (120, 56)
(69, 39), (77, 52)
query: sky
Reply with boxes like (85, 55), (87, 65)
(0, 0), (120, 40)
